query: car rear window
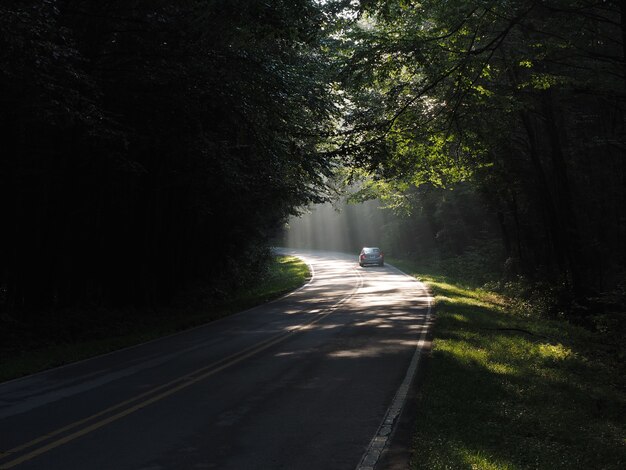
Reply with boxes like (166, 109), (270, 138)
(364, 248), (380, 253)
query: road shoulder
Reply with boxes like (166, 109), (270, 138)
(376, 328), (434, 469)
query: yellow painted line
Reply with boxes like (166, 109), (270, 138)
(3, 375), (186, 454)
(0, 330), (293, 469)
(0, 267), (364, 469)
(1, 327), (290, 457)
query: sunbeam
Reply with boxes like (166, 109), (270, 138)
(283, 199), (388, 253)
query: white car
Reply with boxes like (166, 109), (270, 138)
(359, 247), (384, 267)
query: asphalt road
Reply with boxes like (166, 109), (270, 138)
(0, 250), (432, 470)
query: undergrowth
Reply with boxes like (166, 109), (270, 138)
(0, 255), (309, 383)
(389, 259), (625, 469)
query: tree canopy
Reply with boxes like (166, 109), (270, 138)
(333, 0), (625, 314)
(1, 0), (624, 319)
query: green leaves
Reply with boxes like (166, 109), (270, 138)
(332, 0), (626, 304)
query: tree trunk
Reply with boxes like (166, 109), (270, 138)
(520, 111), (568, 277)
(541, 90), (586, 298)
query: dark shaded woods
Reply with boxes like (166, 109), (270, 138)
(1, 0), (334, 312)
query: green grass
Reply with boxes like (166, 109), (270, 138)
(389, 259), (626, 470)
(0, 255), (310, 383)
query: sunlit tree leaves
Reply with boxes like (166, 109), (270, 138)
(338, 0), (625, 308)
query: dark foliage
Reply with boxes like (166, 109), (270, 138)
(0, 0), (337, 311)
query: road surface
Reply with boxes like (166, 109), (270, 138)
(0, 250), (432, 470)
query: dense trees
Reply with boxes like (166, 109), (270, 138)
(1, 0), (338, 310)
(335, 0), (625, 316)
(2, 0), (624, 321)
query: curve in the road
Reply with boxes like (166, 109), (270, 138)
(0, 254), (364, 469)
(0, 250), (432, 470)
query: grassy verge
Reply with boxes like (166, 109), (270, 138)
(0, 255), (310, 383)
(389, 259), (625, 470)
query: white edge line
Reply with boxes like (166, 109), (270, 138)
(355, 263), (434, 470)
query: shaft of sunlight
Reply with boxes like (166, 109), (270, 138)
(284, 199), (388, 253)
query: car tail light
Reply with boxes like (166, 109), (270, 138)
(360, 254), (365, 260)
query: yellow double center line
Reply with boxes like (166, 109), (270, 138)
(0, 267), (363, 469)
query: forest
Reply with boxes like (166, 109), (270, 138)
(1, 0), (624, 331)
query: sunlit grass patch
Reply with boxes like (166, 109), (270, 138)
(436, 294), (491, 309)
(222, 255), (309, 312)
(460, 448), (516, 470)
(450, 313), (470, 323)
(393, 261), (626, 470)
(537, 342), (573, 362)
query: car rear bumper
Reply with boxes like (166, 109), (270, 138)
(359, 258), (384, 266)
